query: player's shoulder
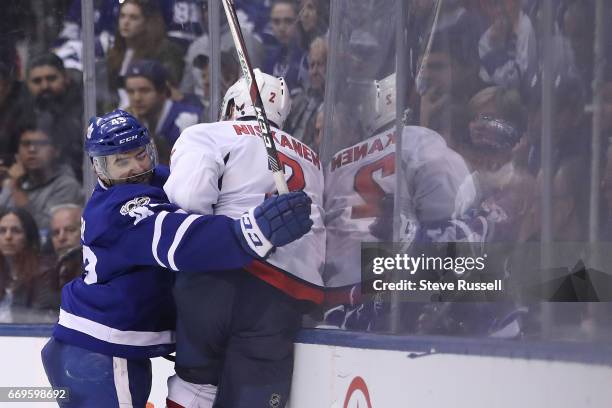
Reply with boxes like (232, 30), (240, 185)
(151, 165), (170, 185)
(402, 126), (467, 167)
(87, 182), (167, 218)
(177, 120), (230, 139)
(401, 125), (448, 152)
(326, 129), (396, 173)
(115, 177), (170, 204)
(83, 176), (174, 242)
(176, 120), (251, 150)
(403, 125), (442, 138)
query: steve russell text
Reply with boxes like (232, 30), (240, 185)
(370, 254), (503, 292)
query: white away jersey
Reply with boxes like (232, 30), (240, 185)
(165, 120), (325, 302)
(324, 126), (474, 287)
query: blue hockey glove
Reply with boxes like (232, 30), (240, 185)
(235, 191), (313, 259)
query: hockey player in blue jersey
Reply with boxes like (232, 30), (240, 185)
(40, 109), (313, 408)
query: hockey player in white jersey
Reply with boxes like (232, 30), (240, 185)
(323, 73), (475, 329)
(325, 73), (473, 286)
(163, 69), (325, 407)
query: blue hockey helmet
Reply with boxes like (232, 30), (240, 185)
(85, 109), (158, 185)
(85, 109), (150, 156)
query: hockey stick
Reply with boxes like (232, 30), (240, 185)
(414, 0), (444, 93)
(221, 0), (289, 194)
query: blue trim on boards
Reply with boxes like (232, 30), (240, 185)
(2, 324), (611, 367)
(296, 328), (612, 366)
(0, 324), (53, 337)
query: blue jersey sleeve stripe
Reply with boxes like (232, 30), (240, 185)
(168, 214), (202, 271)
(58, 309), (175, 347)
(152, 211), (169, 267)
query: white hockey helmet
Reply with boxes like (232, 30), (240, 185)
(363, 73), (397, 135)
(220, 68), (291, 129)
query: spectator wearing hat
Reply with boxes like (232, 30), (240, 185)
(185, 50), (211, 117)
(125, 59), (201, 164)
(179, 31), (251, 121)
(181, 42), (241, 118)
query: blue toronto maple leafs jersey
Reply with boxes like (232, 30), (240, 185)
(157, 100), (202, 147)
(53, 166), (253, 358)
(159, 0), (205, 46)
(62, 0), (203, 45)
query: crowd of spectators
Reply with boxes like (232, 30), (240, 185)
(408, 0), (611, 248)
(0, 0), (610, 338)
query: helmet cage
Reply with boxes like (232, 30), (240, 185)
(92, 141), (158, 186)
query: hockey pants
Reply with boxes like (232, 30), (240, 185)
(172, 269), (303, 408)
(41, 337), (152, 407)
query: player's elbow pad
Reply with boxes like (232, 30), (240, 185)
(234, 191), (313, 259)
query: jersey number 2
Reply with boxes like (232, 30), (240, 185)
(278, 152), (305, 191)
(351, 153), (395, 218)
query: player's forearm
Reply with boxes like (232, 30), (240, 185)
(149, 211), (254, 272)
